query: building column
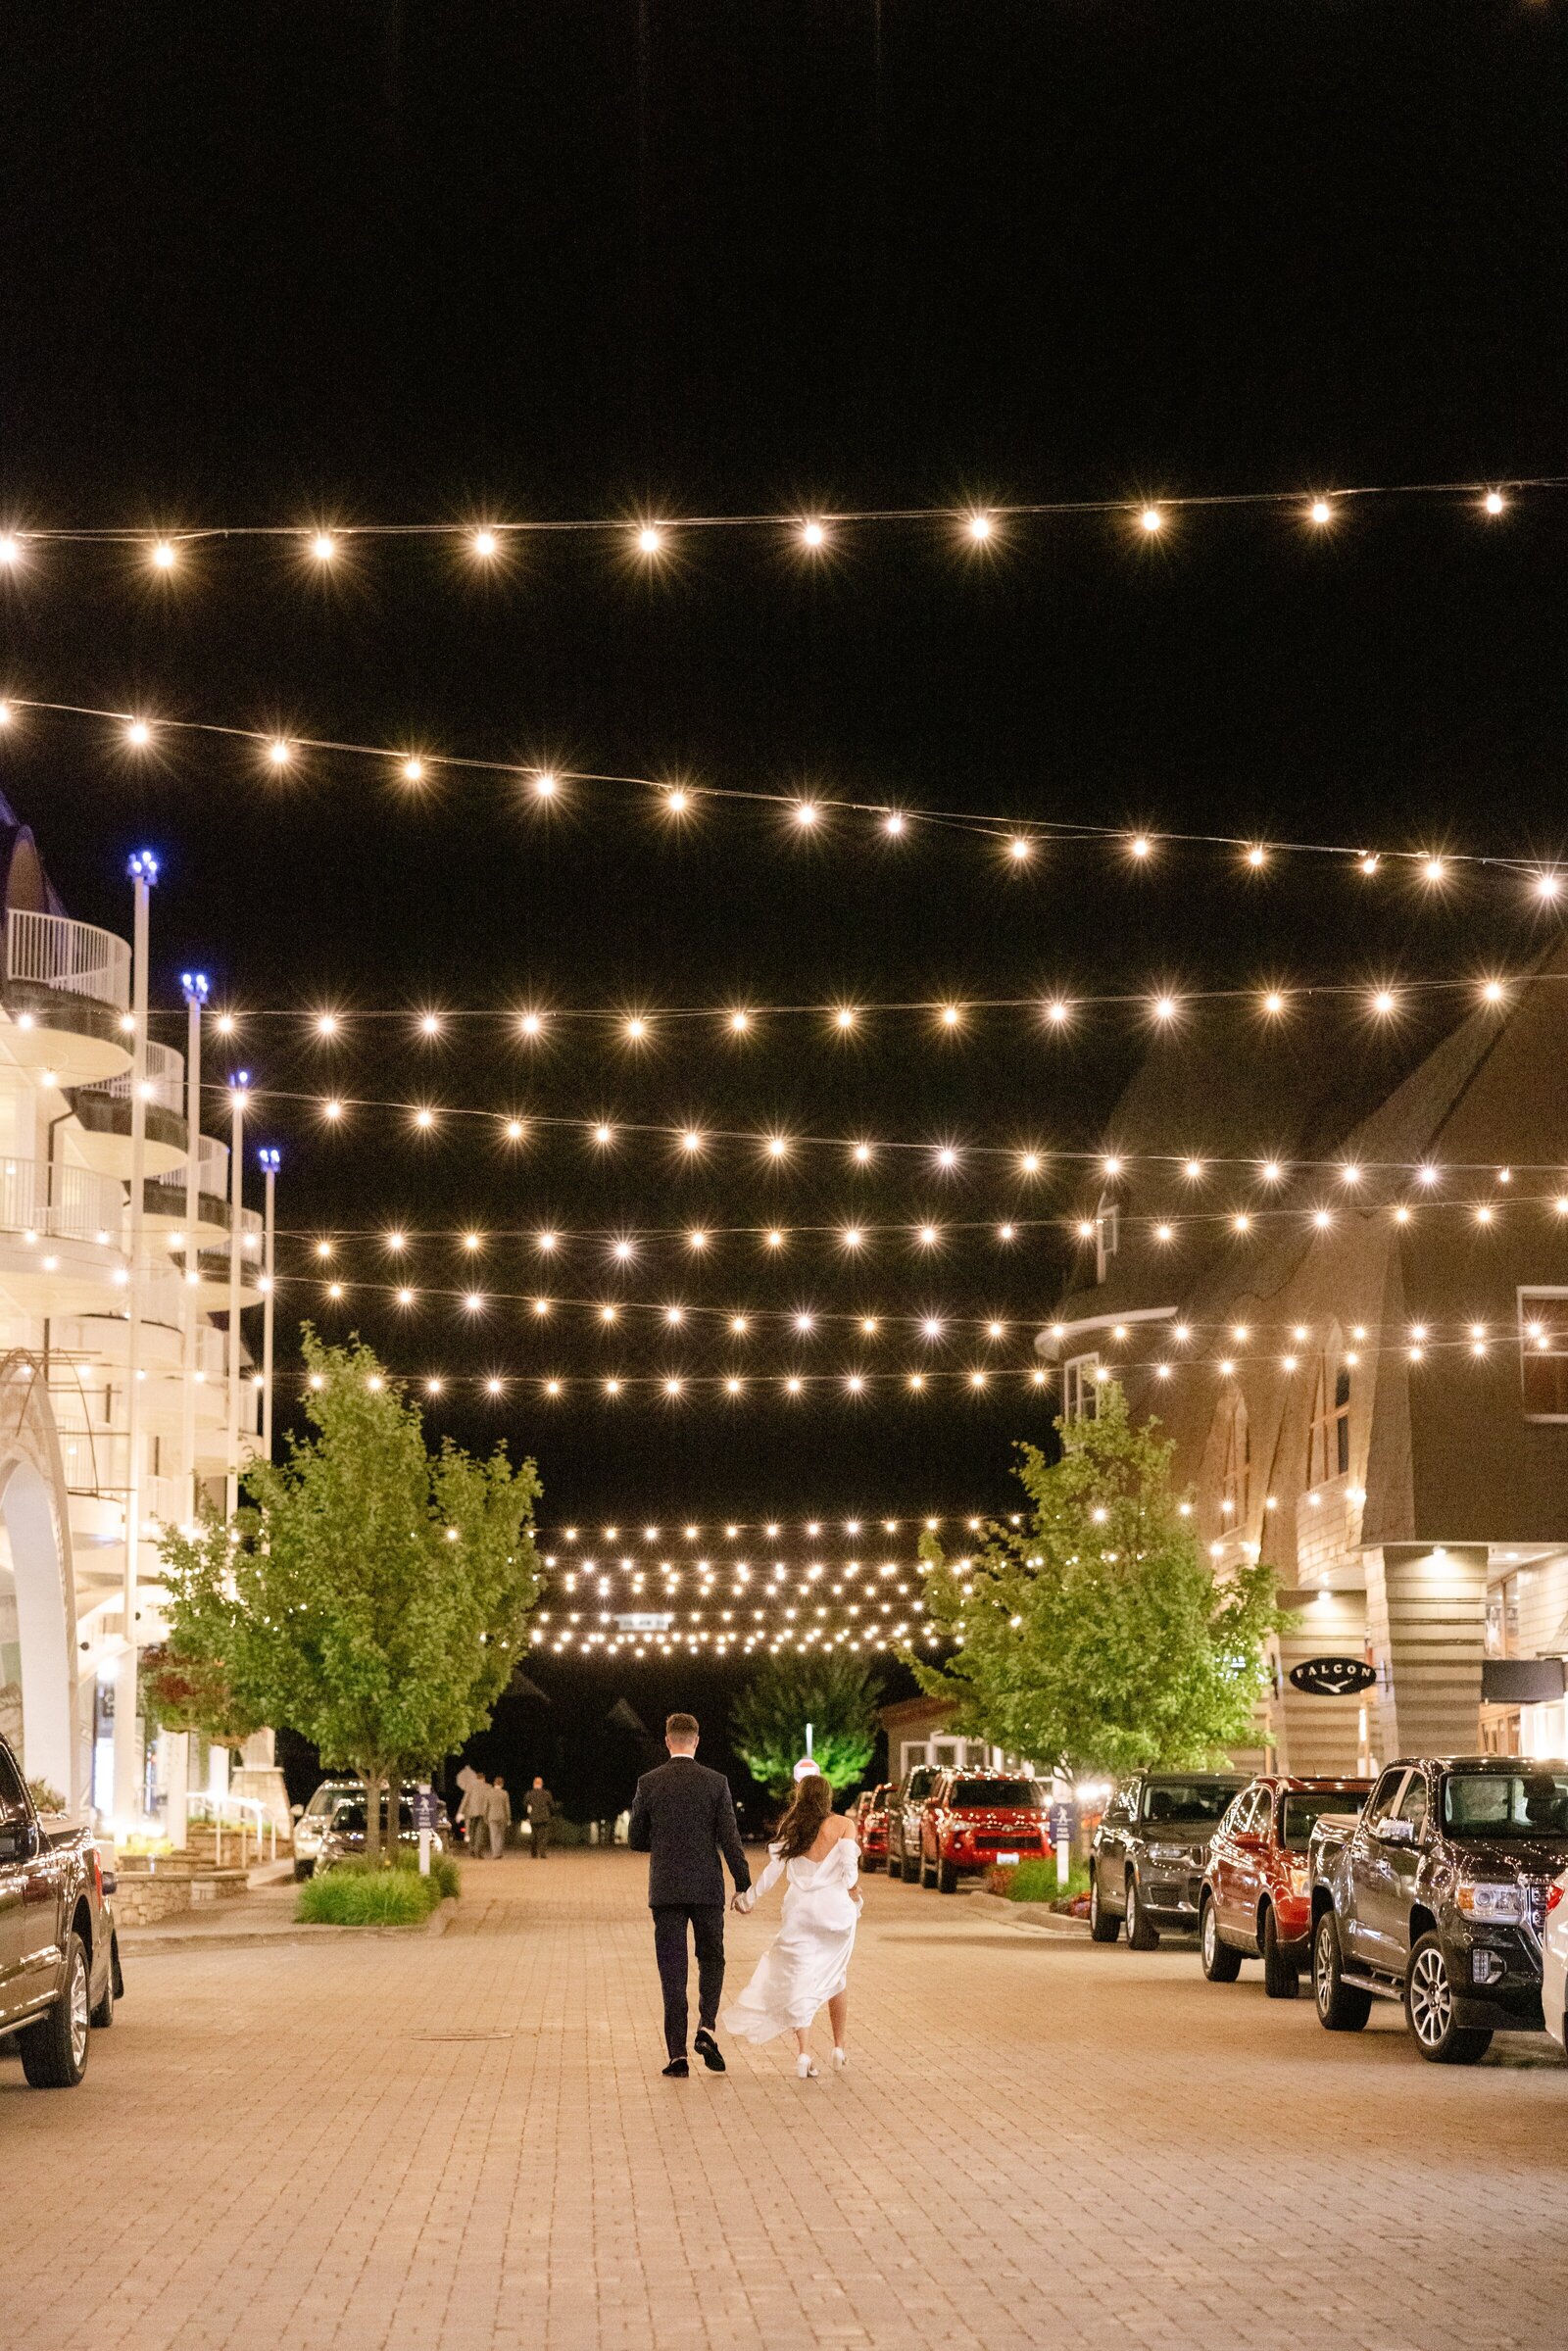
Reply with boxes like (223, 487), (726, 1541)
(1364, 1543), (1488, 1761)
(1274, 1587), (1369, 1776)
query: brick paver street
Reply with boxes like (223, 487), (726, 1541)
(11, 1850), (1568, 2351)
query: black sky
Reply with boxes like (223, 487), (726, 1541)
(3, 2), (1567, 1694)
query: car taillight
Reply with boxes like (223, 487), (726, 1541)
(1546, 1883), (1565, 1914)
(92, 1845), (103, 1899)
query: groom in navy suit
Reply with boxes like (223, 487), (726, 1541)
(628, 1712), (752, 2078)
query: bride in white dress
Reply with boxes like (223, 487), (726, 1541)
(723, 1770), (861, 2078)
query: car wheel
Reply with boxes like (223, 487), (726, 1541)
(1089, 1870), (1120, 1942)
(89, 1940), (116, 2031)
(1405, 1933), (1493, 2065)
(293, 1860), (313, 1882)
(1261, 1906), (1299, 2000)
(20, 1933), (90, 2088)
(937, 1855), (958, 1894)
(1312, 1910), (1371, 2032)
(1125, 1874), (1160, 1950)
(1200, 1894), (1242, 1982)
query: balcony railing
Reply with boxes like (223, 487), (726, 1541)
(0, 1156), (124, 1246)
(7, 908), (131, 1013)
(79, 1038), (185, 1117)
(147, 1132), (229, 1208)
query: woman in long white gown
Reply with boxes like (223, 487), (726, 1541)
(723, 1770), (861, 2078)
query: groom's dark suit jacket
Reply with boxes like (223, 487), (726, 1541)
(628, 1757), (752, 1907)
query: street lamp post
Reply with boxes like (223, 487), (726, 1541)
(177, 973), (208, 1523)
(257, 1148), (280, 1458)
(224, 1070), (249, 1520)
(113, 850), (157, 1828)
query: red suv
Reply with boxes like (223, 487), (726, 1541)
(919, 1772), (1048, 1892)
(1200, 1775), (1372, 1997)
(858, 1785), (891, 1870)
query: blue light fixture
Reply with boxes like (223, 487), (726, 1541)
(180, 970), (210, 1004)
(126, 849), (160, 885)
(257, 1147), (281, 1173)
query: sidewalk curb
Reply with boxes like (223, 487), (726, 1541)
(964, 1889), (1091, 1936)
(427, 1896), (459, 1936)
(123, 1895), (463, 1954)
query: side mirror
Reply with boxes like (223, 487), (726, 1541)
(291, 1803), (304, 1818)
(1234, 1831), (1265, 1853)
(1376, 1816), (1415, 1846)
(0, 1818), (39, 1864)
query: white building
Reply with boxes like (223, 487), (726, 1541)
(0, 800), (264, 1826)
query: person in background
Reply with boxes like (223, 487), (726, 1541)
(486, 1773), (513, 1858)
(458, 1770), (491, 1858)
(524, 1776), (555, 1858)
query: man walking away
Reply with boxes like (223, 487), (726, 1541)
(524, 1776), (555, 1858)
(486, 1775), (513, 1858)
(459, 1771), (490, 1859)
(628, 1712), (751, 2079)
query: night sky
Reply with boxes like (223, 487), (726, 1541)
(4, 4), (1567, 1773)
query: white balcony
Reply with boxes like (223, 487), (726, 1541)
(144, 1133), (231, 1239)
(0, 1157), (126, 1314)
(72, 1040), (188, 1178)
(4, 909), (133, 1085)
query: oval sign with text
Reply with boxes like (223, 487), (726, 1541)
(1289, 1655), (1377, 1697)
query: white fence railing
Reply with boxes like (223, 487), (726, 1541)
(81, 1038), (184, 1116)
(0, 1156), (125, 1245)
(147, 1132), (228, 1206)
(7, 908), (131, 1012)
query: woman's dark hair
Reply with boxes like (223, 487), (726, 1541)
(773, 1771), (835, 1859)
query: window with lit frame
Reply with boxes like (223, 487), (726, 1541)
(1519, 1290), (1568, 1417)
(1306, 1344), (1350, 1486)
(1063, 1352), (1101, 1423)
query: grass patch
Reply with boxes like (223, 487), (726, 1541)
(986, 1856), (1091, 1906)
(296, 1851), (461, 1926)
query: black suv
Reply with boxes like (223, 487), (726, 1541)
(887, 1764), (942, 1882)
(1089, 1771), (1249, 1947)
(1310, 1754), (1568, 2063)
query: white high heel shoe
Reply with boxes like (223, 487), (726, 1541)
(796, 2052), (818, 2080)
(832, 2047), (848, 2071)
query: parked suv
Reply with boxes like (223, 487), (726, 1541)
(858, 1785), (891, 1871)
(887, 1765), (942, 1881)
(1089, 1771), (1249, 1947)
(1200, 1776), (1371, 1997)
(919, 1772), (1048, 1891)
(1311, 1755), (1568, 2063)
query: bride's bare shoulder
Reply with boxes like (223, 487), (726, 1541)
(824, 1814), (856, 1842)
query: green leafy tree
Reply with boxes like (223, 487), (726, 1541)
(732, 1652), (881, 1798)
(159, 1331), (543, 1857)
(910, 1384), (1288, 1779)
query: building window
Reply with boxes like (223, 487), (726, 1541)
(1485, 1574), (1521, 1659)
(1095, 1202), (1120, 1285)
(1219, 1395), (1250, 1526)
(1307, 1348), (1350, 1486)
(1520, 1290), (1568, 1418)
(1064, 1353), (1101, 1422)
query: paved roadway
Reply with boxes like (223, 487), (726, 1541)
(10, 1849), (1568, 2351)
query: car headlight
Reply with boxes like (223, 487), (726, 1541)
(1148, 1842), (1189, 1863)
(1288, 1865), (1310, 1896)
(1456, 1882), (1527, 1925)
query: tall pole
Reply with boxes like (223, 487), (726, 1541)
(177, 973), (208, 1526)
(113, 851), (157, 1826)
(258, 1148), (279, 1458)
(224, 1071), (249, 1519)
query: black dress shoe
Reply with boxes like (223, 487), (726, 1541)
(662, 2057), (690, 2079)
(694, 2029), (726, 2073)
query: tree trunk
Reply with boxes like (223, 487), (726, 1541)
(364, 1767), (382, 1863)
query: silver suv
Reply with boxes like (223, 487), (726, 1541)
(1090, 1772), (1249, 1948)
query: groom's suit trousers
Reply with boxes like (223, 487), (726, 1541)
(652, 1904), (725, 2059)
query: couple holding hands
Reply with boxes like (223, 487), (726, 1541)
(627, 1713), (861, 2081)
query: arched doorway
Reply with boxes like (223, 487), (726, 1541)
(0, 1352), (78, 1803)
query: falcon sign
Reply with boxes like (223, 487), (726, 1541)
(1288, 1655), (1378, 1698)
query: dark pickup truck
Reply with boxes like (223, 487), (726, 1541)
(0, 1735), (120, 2087)
(1089, 1770), (1250, 1948)
(1310, 1754), (1568, 2064)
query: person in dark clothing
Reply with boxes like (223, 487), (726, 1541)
(627, 1711), (751, 2079)
(524, 1777), (554, 1858)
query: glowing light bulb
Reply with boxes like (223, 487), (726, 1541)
(533, 770), (558, 798)
(766, 1136), (789, 1159)
(464, 1292), (483, 1313)
(472, 529), (498, 557)
(967, 512), (993, 541)
(1423, 857), (1446, 883)
(1183, 1158), (1204, 1181)
(1484, 490), (1505, 516)
(835, 1006), (857, 1031)
(267, 741), (291, 767)
(311, 533), (336, 562)
(1372, 990), (1396, 1016)
(636, 525), (662, 556)
(1537, 874), (1561, 901)
(151, 540), (176, 570)
(917, 1225), (940, 1247)
(800, 519), (826, 548)
(665, 788), (689, 815)
(764, 1230), (784, 1249)
(401, 757), (424, 784)
(681, 1130), (702, 1153)
(322, 1099), (342, 1121)
(1007, 836), (1033, 861)
(883, 811), (906, 836)
(1130, 835), (1152, 858)
(624, 1016), (647, 1041)
(687, 1229), (708, 1250)
(1046, 1001), (1069, 1026)
(414, 1107), (434, 1130)
(125, 719), (152, 748)
(853, 1143), (873, 1165)
(0, 537), (20, 565)
(1246, 845), (1267, 869)
(594, 1123), (613, 1146)
(1262, 992), (1285, 1016)
(1140, 506), (1162, 533)
(940, 1004), (961, 1027)
(793, 801), (818, 827)
(1153, 996), (1178, 1022)
(1308, 498), (1333, 525)
(728, 1009), (750, 1032)
(316, 1013), (338, 1037)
